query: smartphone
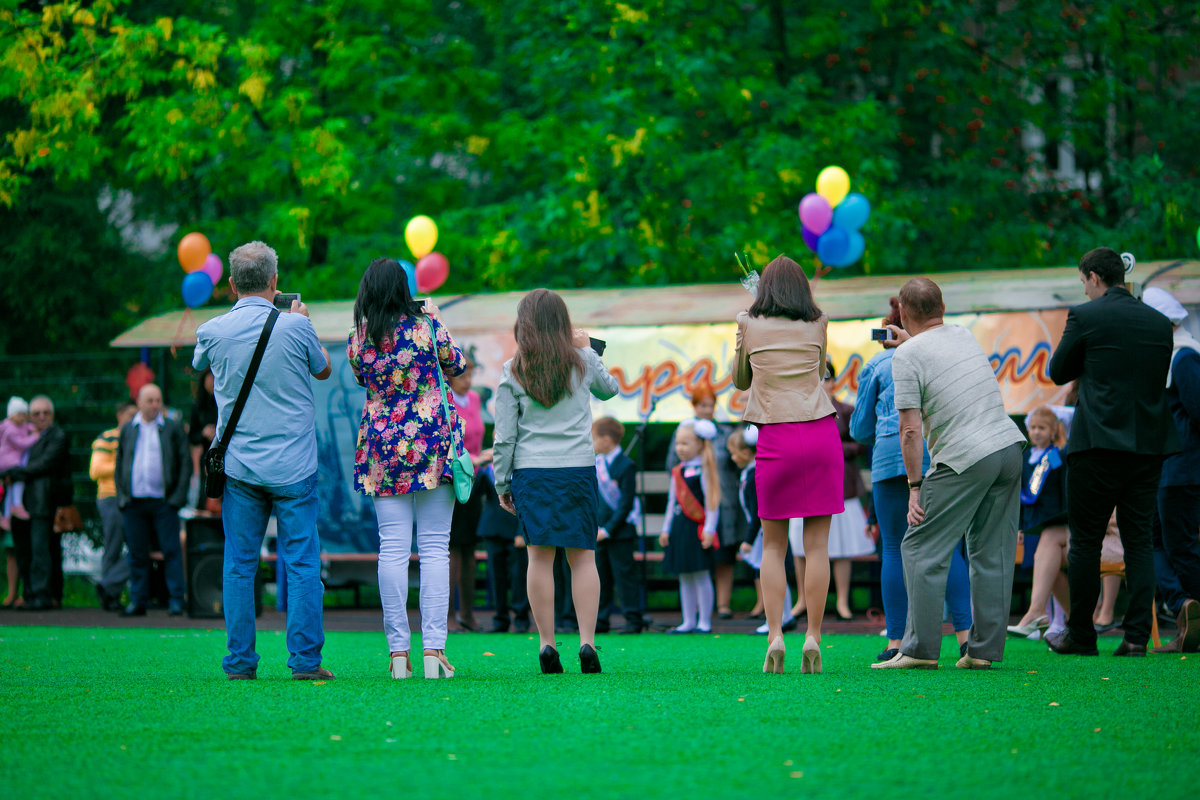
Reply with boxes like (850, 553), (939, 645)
(870, 328), (895, 341)
(589, 337), (607, 356)
(273, 292), (301, 310)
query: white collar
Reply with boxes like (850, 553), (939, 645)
(133, 413), (164, 428)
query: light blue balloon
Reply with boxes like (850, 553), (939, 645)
(832, 193), (871, 231)
(816, 226), (850, 265)
(181, 271), (214, 308)
(830, 231), (865, 268)
(398, 259), (418, 297)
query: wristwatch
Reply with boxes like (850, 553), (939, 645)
(907, 479), (923, 490)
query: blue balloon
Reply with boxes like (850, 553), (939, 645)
(816, 226), (850, 265)
(398, 259), (418, 297)
(830, 231), (865, 268)
(181, 271), (214, 308)
(832, 193), (871, 231)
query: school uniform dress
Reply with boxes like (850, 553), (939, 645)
(662, 456), (715, 575)
(1019, 445), (1068, 567)
(739, 462), (763, 572)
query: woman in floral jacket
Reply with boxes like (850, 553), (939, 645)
(348, 258), (467, 681)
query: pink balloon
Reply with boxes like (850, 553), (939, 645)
(798, 193), (833, 235)
(200, 253), (223, 286)
(416, 252), (450, 293)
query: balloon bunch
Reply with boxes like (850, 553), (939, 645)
(401, 215), (450, 294)
(798, 166), (871, 268)
(177, 232), (222, 308)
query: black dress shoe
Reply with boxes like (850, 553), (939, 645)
(1113, 639), (1147, 657)
(595, 621), (611, 634)
(489, 624), (510, 634)
(512, 620), (530, 634)
(539, 645), (564, 674)
(120, 604), (147, 617)
(579, 644), (602, 674)
(717, 609), (734, 620)
(1045, 630), (1099, 656)
(781, 617), (799, 633)
(168, 601), (184, 617)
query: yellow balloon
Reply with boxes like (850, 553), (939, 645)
(405, 215), (439, 259)
(816, 166), (851, 207)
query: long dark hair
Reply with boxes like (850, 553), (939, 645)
(511, 289), (584, 407)
(748, 255), (822, 322)
(353, 258), (424, 348)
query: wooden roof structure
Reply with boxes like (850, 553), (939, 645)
(110, 259), (1200, 347)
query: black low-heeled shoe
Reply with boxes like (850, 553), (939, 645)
(579, 644), (602, 674)
(539, 645), (564, 674)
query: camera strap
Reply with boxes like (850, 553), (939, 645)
(211, 307), (280, 457)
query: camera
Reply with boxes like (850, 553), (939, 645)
(273, 292), (301, 310)
(870, 328), (895, 342)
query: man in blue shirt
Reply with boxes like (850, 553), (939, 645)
(194, 240), (333, 680)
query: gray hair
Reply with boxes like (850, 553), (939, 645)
(229, 241), (278, 294)
(29, 395), (54, 412)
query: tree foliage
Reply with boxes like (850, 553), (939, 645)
(1, 0), (1198, 353)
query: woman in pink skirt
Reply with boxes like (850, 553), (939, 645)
(733, 255), (844, 674)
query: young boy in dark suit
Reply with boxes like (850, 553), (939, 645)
(592, 417), (645, 634)
(478, 467), (530, 633)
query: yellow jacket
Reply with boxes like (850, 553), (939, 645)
(90, 427), (120, 499)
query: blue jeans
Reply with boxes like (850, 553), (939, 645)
(222, 474), (324, 675)
(122, 498), (185, 605)
(874, 476), (973, 640)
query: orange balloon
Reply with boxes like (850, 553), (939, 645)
(178, 232), (212, 273)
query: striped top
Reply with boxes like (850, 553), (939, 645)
(89, 426), (120, 499)
(892, 325), (1024, 474)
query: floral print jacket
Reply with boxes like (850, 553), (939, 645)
(347, 314), (466, 496)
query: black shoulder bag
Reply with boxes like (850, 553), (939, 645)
(201, 309), (280, 498)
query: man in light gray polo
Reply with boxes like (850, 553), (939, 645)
(193, 240), (333, 681)
(872, 277), (1026, 670)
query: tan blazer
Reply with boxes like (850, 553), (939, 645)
(733, 310), (835, 425)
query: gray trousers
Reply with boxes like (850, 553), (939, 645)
(901, 442), (1022, 662)
(96, 496), (129, 596)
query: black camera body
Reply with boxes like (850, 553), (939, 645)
(273, 292), (301, 310)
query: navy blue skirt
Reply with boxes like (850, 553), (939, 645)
(511, 467), (598, 550)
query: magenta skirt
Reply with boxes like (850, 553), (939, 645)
(756, 415), (846, 520)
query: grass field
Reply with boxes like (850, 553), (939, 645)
(2, 626), (1195, 799)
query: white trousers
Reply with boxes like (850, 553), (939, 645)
(374, 485), (454, 652)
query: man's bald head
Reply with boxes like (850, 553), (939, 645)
(137, 383), (163, 422)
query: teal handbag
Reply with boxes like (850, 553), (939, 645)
(426, 317), (475, 504)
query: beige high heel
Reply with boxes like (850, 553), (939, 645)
(763, 636), (786, 674)
(424, 650), (456, 679)
(801, 635), (822, 674)
(390, 652), (412, 679)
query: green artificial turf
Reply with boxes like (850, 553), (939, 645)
(2, 626), (1195, 799)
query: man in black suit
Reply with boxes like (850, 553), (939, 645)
(592, 417), (646, 634)
(1047, 247), (1179, 656)
(115, 383), (192, 616)
(2, 395), (72, 611)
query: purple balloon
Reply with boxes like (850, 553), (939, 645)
(798, 193), (833, 235)
(200, 253), (223, 286)
(801, 225), (820, 253)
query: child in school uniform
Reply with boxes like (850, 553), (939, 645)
(592, 416), (645, 634)
(731, 425), (797, 635)
(477, 465), (531, 634)
(1008, 405), (1070, 637)
(659, 417), (720, 633)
